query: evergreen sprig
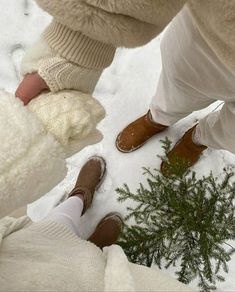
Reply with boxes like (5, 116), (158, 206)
(117, 139), (235, 291)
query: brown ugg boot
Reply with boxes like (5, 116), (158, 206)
(69, 156), (106, 215)
(161, 125), (207, 177)
(88, 213), (124, 248)
(116, 111), (168, 153)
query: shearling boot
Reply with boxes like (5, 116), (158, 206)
(88, 213), (123, 248)
(69, 156), (106, 215)
(116, 111), (168, 153)
(161, 125), (207, 176)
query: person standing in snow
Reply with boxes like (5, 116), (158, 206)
(16, 0), (235, 173)
(0, 146), (192, 291)
(0, 156), (125, 291)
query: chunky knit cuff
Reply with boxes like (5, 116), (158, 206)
(28, 90), (105, 149)
(38, 56), (103, 93)
(44, 20), (116, 70)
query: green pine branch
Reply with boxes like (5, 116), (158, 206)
(117, 139), (235, 292)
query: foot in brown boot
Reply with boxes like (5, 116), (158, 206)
(88, 213), (124, 249)
(161, 125), (207, 177)
(69, 156), (106, 215)
(116, 111), (168, 153)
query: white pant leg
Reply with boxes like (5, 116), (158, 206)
(150, 6), (235, 126)
(46, 196), (84, 237)
(196, 103), (235, 154)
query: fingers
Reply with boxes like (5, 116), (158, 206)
(15, 73), (49, 105)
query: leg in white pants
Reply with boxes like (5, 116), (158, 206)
(150, 6), (235, 154)
(198, 102), (235, 154)
(46, 196), (84, 237)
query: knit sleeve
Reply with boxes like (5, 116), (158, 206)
(32, 0), (187, 89)
(20, 29), (115, 93)
(36, 0), (187, 48)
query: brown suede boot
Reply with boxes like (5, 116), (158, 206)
(116, 111), (168, 153)
(69, 156), (106, 215)
(161, 125), (207, 177)
(88, 213), (124, 249)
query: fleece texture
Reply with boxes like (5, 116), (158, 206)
(32, 0), (235, 78)
(103, 245), (135, 292)
(0, 91), (66, 219)
(36, 0), (187, 48)
(22, 0), (187, 93)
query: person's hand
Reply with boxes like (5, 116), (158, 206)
(15, 73), (49, 105)
(17, 32), (113, 105)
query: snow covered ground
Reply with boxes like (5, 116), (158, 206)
(1, 1), (235, 290)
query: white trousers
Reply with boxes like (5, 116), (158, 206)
(46, 196), (84, 237)
(150, 6), (235, 154)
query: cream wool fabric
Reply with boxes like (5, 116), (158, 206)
(0, 220), (106, 292)
(0, 218), (194, 292)
(21, 0), (186, 92)
(23, 0), (235, 94)
(28, 90), (105, 156)
(35, 0), (235, 74)
(36, 0), (187, 48)
(38, 56), (103, 93)
(0, 91), (66, 219)
(21, 37), (106, 93)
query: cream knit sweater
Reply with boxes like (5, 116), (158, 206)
(26, 0), (235, 94)
(0, 218), (194, 291)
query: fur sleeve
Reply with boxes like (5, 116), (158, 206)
(0, 91), (66, 219)
(36, 0), (187, 48)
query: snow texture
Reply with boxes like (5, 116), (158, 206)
(0, 1), (235, 290)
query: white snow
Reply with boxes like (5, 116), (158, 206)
(1, 1), (235, 290)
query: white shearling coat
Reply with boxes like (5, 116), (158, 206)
(0, 91), (66, 219)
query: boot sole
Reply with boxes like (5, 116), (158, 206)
(116, 133), (162, 153)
